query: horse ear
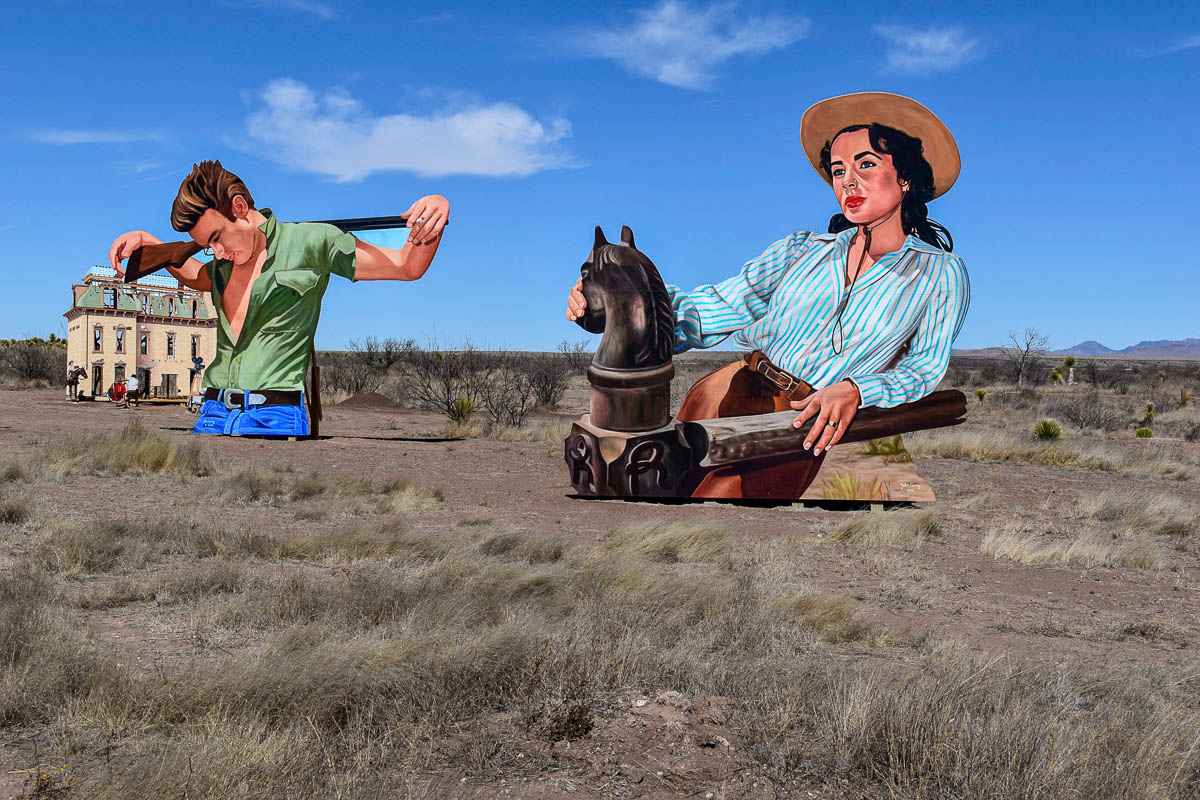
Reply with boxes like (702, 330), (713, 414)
(620, 225), (635, 249)
(593, 226), (608, 249)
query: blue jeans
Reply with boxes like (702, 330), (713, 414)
(193, 389), (309, 436)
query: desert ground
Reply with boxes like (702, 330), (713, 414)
(1, 356), (1198, 799)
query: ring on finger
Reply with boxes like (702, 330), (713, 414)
(827, 420), (839, 429)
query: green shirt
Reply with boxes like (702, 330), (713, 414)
(202, 209), (357, 392)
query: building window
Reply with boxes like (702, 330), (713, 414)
(103, 288), (116, 308)
(168, 297), (175, 315)
(115, 329), (125, 353)
(141, 295), (148, 313)
(139, 333), (148, 355)
(114, 364), (125, 382)
(93, 327), (102, 352)
(191, 335), (200, 359)
(192, 300), (198, 317)
(166, 333), (175, 357)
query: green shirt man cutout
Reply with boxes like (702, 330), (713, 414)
(108, 160), (448, 435)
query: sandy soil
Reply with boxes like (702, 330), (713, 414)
(1, 387), (1197, 797)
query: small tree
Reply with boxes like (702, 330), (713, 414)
(396, 339), (491, 422)
(1003, 327), (1050, 389)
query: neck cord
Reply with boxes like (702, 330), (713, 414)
(830, 198), (905, 355)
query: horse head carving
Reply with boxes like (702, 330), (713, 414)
(576, 225), (674, 371)
(573, 225), (675, 432)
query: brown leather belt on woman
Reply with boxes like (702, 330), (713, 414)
(203, 388), (303, 410)
(742, 350), (813, 399)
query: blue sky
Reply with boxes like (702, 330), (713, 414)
(3, 0), (1198, 352)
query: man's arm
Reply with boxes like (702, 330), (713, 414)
(351, 194), (449, 282)
(109, 231), (210, 291)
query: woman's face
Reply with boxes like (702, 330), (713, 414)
(829, 128), (906, 225)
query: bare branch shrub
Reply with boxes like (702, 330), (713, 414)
(478, 353), (538, 426)
(523, 341), (590, 409)
(395, 339), (492, 422)
(323, 336), (414, 396)
(0, 340), (64, 383)
(1043, 391), (1132, 432)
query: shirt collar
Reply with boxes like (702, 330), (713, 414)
(833, 225), (944, 256)
(257, 207), (277, 242)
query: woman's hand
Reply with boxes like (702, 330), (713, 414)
(566, 277), (587, 321)
(404, 195), (449, 245)
(789, 380), (862, 455)
(108, 230), (163, 276)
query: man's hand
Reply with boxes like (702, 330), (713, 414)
(566, 277), (587, 321)
(108, 230), (163, 276)
(790, 380), (861, 455)
(404, 195), (449, 245)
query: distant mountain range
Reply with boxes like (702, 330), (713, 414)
(1053, 338), (1200, 358)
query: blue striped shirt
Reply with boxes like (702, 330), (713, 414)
(667, 227), (970, 408)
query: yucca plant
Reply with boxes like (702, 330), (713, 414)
(451, 396), (476, 423)
(1135, 427), (1154, 439)
(974, 388), (988, 403)
(1143, 402), (1156, 426)
(1033, 419), (1063, 441)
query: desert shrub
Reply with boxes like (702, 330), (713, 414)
(861, 435), (912, 463)
(0, 339), (64, 383)
(523, 341), (590, 409)
(1034, 419), (1063, 441)
(974, 388), (987, 403)
(478, 356), (537, 426)
(818, 470), (888, 501)
(452, 396), (477, 423)
(1044, 391), (1132, 432)
(323, 336), (414, 396)
(395, 339), (492, 421)
(1136, 427), (1154, 438)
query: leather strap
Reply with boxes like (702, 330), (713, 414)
(743, 351), (813, 399)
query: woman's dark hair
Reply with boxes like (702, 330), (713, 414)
(819, 123), (953, 252)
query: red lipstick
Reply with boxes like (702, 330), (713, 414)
(845, 196), (865, 210)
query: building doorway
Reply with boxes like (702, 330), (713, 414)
(91, 364), (103, 397)
(161, 373), (177, 397)
(138, 367), (152, 397)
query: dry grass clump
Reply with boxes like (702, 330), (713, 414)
(0, 457), (26, 483)
(1076, 490), (1198, 539)
(981, 529), (1168, 570)
(439, 419), (574, 442)
(0, 493), (30, 525)
(906, 427), (1199, 481)
(1108, 620), (1191, 647)
(219, 467), (442, 515)
(830, 509), (941, 550)
(76, 561), (252, 610)
(36, 421), (214, 477)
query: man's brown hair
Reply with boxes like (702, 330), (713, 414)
(170, 160), (255, 232)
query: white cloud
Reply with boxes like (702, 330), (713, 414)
(576, 1), (809, 90)
(243, 79), (578, 181)
(873, 25), (982, 75)
(27, 129), (166, 145)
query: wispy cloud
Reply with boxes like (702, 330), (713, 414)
(238, 0), (337, 20)
(1159, 33), (1200, 55)
(242, 79), (579, 181)
(26, 129), (167, 145)
(574, 1), (809, 90)
(873, 25), (983, 75)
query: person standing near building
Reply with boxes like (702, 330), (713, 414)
(107, 161), (448, 436)
(125, 371), (140, 408)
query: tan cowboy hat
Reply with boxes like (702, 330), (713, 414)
(800, 92), (960, 199)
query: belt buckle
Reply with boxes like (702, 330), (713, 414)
(223, 389), (244, 411)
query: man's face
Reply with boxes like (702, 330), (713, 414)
(829, 129), (906, 225)
(187, 197), (261, 267)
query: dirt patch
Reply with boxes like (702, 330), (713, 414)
(335, 390), (399, 409)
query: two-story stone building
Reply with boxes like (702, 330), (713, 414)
(64, 267), (216, 398)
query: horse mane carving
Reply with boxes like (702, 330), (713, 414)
(576, 225), (674, 370)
